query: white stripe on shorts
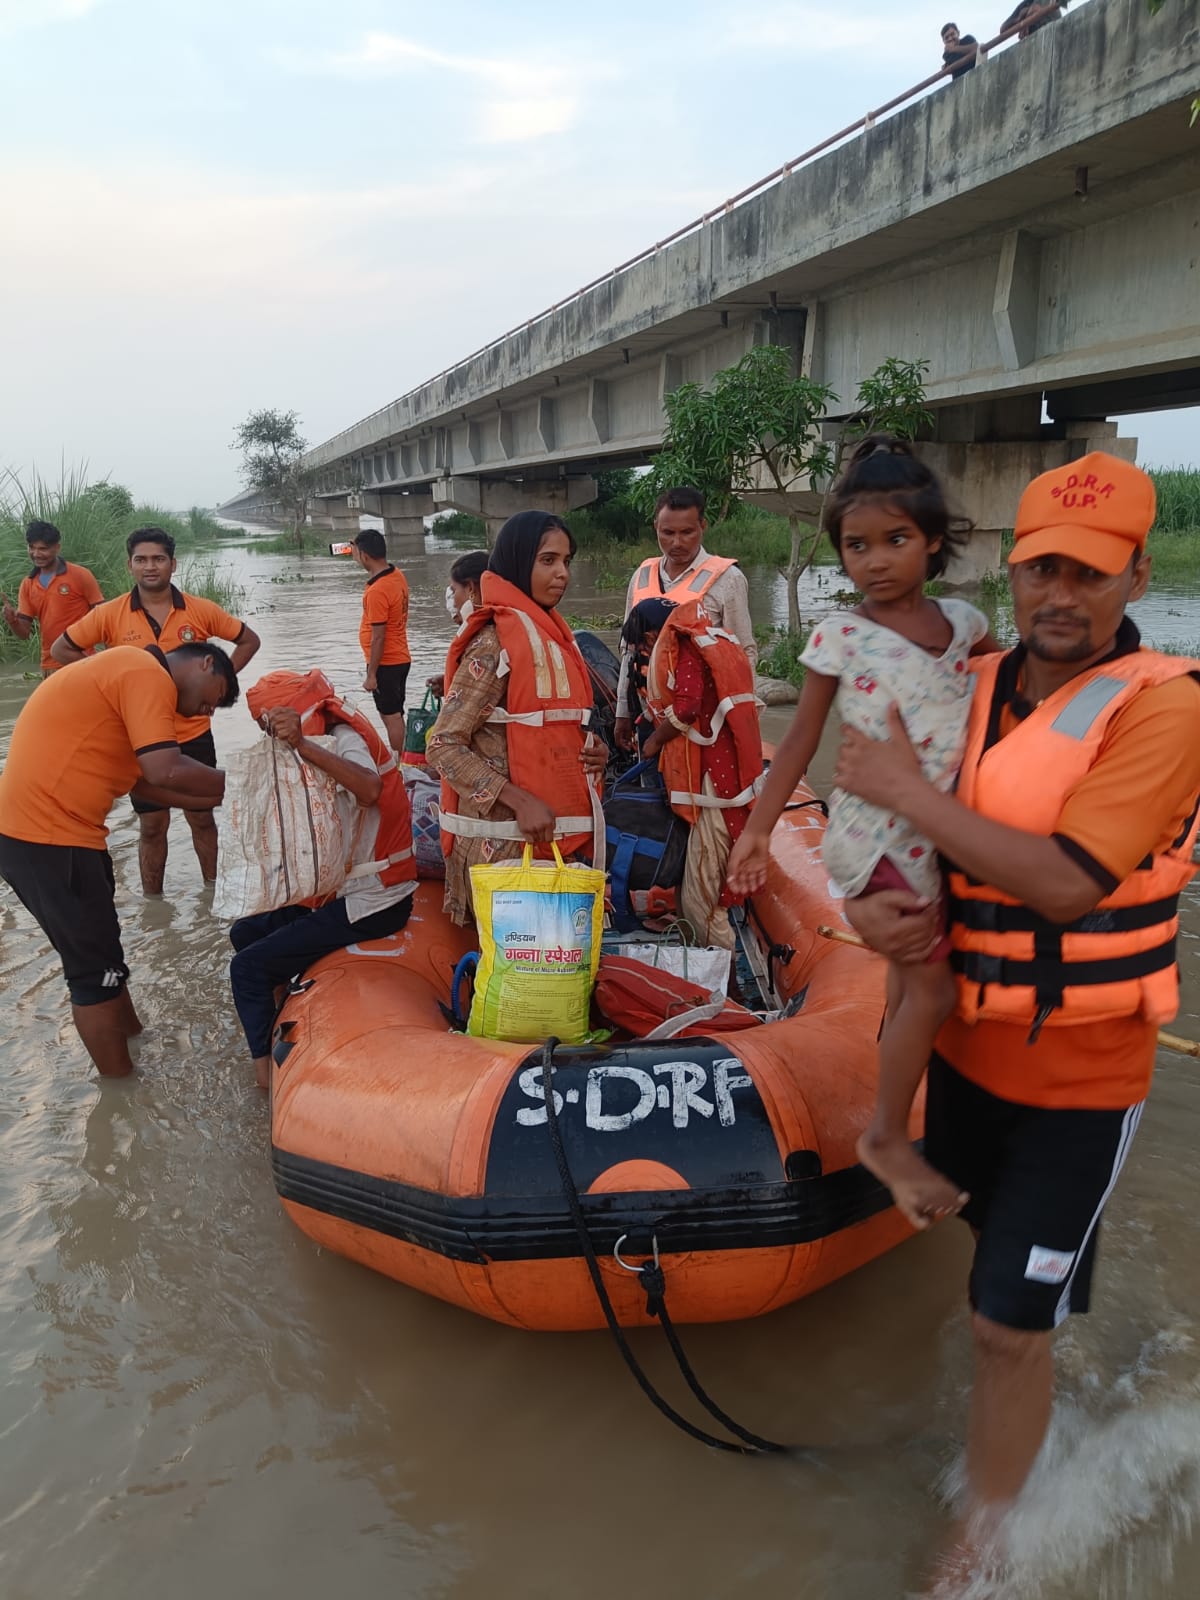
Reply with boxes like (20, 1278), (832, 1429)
(1054, 1100), (1144, 1327)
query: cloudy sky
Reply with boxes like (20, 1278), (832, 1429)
(0, 0), (1192, 509)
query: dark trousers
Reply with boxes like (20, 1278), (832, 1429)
(229, 895), (412, 1057)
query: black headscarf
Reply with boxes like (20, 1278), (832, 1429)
(488, 511), (576, 601)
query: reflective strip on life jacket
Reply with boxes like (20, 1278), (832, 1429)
(948, 648), (1200, 1037)
(343, 846), (415, 882)
(668, 774), (766, 811)
(632, 555), (737, 604)
(666, 692), (760, 748)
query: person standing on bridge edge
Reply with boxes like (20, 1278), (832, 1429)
(941, 22), (979, 78)
(614, 487), (757, 754)
(352, 528), (411, 757)
(52, 526), (260, 896)
(1001, 0), (1068, 40)
(831, 453), (1200, 1585)
(2, 520), (103, 676)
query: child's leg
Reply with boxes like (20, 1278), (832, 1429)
(856, 958), (968, 1230)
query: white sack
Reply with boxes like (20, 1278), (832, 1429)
(619, 942), (731, 997)
(213, 735), (347, 921)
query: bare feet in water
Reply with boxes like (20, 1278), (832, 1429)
(856, 1125), (968, 1230)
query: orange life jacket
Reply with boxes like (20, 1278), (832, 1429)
(438, 574), (599, 861)
(949, 649), (1200, 1038)
(644, 602), (763, 824)
(246, 669), (414, 898)
(632, 552), (738, 607)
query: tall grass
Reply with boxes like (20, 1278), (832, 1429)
(1149, 468), (1200, 535)
(0, 466), (246, 663)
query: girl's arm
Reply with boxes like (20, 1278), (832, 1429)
(743, 670), (838, 840)
(725, 670), (837, 898)
(971, 629), (1004, 656)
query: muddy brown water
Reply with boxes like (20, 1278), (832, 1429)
(1, 531), (1199, 1599)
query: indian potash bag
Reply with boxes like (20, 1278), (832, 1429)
(468, 844), (605, 1043)
(213, 734), (347, 920)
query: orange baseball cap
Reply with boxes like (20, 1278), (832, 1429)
(1009, 452), (1156, 575)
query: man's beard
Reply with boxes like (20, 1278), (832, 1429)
(1025, 628), (1096, 663)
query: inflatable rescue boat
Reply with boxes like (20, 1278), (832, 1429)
(269, 780), (913, 1331)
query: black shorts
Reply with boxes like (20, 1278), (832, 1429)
(131, 730), (217, 814)
(372, 663), (410, 718)
(0, 834), (129, 1006)
(925, 1053), (1143, 1332)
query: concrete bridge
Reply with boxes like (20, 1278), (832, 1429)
(224, 0), (1200, 575)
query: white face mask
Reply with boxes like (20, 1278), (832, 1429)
(458, 597), (475, 623)
(444, 585), (457, 618)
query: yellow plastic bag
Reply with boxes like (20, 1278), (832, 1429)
(468, 844), (605, 1043)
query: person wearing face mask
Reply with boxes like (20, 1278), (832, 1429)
(427, 550), (489, 698)
(426, 512), (608, 927)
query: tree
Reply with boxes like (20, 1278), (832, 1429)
(635, 344), (837, 631)
(83, 481), (134, 520)
(231, 408), (315, 545)
(637, 345), (933, 632)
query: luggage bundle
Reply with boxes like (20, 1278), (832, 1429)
(602, 759), (688, 927)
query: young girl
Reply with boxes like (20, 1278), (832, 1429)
(726, 436), (998, 1229)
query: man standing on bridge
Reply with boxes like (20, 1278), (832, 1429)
(52, 526), (260, 895)
(614, 487), (756, 753)
(941, 22), (979, 78)
(833, 454), (1200, 1581)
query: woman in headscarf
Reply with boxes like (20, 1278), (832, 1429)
(619, 597), (677, 754)
(426, 511), (607, 926)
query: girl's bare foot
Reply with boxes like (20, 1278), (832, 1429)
(857, 1126), (968, 1230)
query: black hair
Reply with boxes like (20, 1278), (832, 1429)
(25, 519), (61, 545)
(621, 597), (676, 651)
(166, 642), (240, 708)
(654, 485), (706, 519)
(354, 529), (387, 560)
(450, 549), (489, 588)
(823, 435), (972, 581)
(941, 21), (959, 36)
(126, 525), (176, 559)
(488, 512), (575, 600)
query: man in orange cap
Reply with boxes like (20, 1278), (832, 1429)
(830, 452), (1200, 1576)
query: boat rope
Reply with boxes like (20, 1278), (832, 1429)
(539, 1038), (794, 1455)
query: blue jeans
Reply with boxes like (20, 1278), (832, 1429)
(229, 895), (413, 1057)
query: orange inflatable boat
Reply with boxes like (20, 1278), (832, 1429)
(269, 783), (912, 1331)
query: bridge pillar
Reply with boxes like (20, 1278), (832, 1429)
(432, 475), (598, 545)
(325, 496), (361, 543)
(918, 407), (1137, 584)
(360, 491), (433, 556)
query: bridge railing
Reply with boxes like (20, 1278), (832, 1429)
(315, 3), (1067, 460)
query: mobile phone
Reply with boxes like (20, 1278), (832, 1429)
(329, 542), (354, 556)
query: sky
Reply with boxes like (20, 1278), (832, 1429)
(0, 0), (1193, 510)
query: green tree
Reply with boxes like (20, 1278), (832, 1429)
(636, 343), (837, 631)
(83, 480), (134, 520)
(231, 408), (315, 546)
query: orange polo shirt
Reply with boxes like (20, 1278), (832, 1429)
(359, 565), (411, 667)
(939, 671), (1200, 1111)
(17, 559), (104, 672)
(62, 585), (245, 742)
(0, 647), (179, 848)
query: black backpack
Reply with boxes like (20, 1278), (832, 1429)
(603, 759), (689, 928)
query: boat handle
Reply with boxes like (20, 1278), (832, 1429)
(613, 1232), (660, 1273)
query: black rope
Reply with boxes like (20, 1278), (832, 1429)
(539, 1039), (794, 1455)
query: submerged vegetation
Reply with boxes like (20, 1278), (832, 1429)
(0, 467), (246, 663)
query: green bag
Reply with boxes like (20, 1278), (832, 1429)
(401, 686), (441, 767)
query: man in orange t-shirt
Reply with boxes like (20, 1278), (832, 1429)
(52, 525), (260, 895)
(834, 454), (1200, 1575)
(0, 643), (238, 1078)
(352, 528), (410, 755)
(2, 519), (103, 674)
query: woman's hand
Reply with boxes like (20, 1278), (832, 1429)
(507, 788), (557, 844)
(726, 830), (770, 897)
(844, 889), (940, 964)
(262, 706), (303, 748)
(426, 674), (445, 698)
(833, 705), (925, 810)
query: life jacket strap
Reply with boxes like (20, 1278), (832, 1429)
(669, 693), (760, 748)
(952, 939), (1178, 993)
(485, 707), (593, 728)
(950, 894), (1180, 937)
(669, 774), (765, 810)
(343, 846), (414, 882)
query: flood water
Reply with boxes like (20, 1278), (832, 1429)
(2, 530), (1199, 1599)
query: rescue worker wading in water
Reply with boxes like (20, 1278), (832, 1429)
(833, 453), (1200, 1585)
